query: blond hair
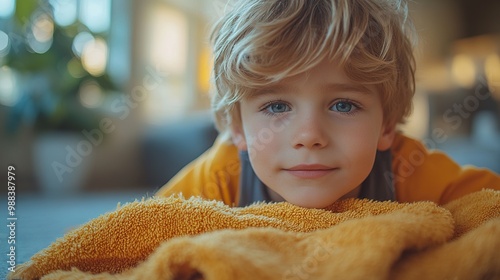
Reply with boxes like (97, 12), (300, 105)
(210, 0), (416, 135)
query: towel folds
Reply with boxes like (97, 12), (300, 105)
(9, 189), (500, 280)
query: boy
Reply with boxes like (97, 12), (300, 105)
(156, 0), (500, 208)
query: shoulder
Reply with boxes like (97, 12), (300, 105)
(390, 133), (459, 203)
(391, 133), (430, 157)
(155, 133), (241, 204)
(205, 134), (241, 175)
(390, 133), (500, 204)
(391, 133), (454, 170)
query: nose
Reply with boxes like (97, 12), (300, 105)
(291, 114), (329, 149)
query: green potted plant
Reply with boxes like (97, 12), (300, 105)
(5, 20), (116, 133)
(3, 1), (118, 194)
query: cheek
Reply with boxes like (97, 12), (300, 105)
(244, 126), (280, 182)
(243, 118), (286, 153)
(336, 121), (382, 165)
(353, 111), (384, 141)
(246, 130), (281, 164)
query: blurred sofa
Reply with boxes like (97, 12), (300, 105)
(435, 111), (500, 173)
(141, 111), (219, 190)
(428, 89), (500, 174)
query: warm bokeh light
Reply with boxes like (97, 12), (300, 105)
(79, 80), (104, 108)
(400, 91), (430, 139)
(148, 7), (188, 75)
(28, 13), (54, 54)
(197, 45), (212, 94)
(417, 61), (452, 92)
(32, 13), (54, 43)
(81, 37), (108, 76)
(72, 32), (94, 58)
(142, 4), (192, 123)
(485, 53), (500, 100)
(451, 54), (476, 88)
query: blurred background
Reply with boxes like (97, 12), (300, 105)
(0, 1), (499, 275)
(0, 0), (499, 196)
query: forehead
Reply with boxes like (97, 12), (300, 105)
(250, 59), (374, 96)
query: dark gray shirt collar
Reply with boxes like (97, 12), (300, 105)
(237, 150), (395, 207)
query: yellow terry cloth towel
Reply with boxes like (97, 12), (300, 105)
(9, 189), (500, 280)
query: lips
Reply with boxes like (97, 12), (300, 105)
(285, 164), (336, 179)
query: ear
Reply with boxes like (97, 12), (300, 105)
(230, 124), (248, 151)
(377, 123), (396, 151)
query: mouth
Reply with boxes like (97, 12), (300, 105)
(284, 164), (337, 179)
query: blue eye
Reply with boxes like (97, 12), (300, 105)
(331, 101), (355, 113)
(265, 102), (290, 114)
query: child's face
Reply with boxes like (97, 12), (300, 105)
(231, 59), (395, 208)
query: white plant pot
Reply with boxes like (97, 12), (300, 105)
(33, 132), (91, 195)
